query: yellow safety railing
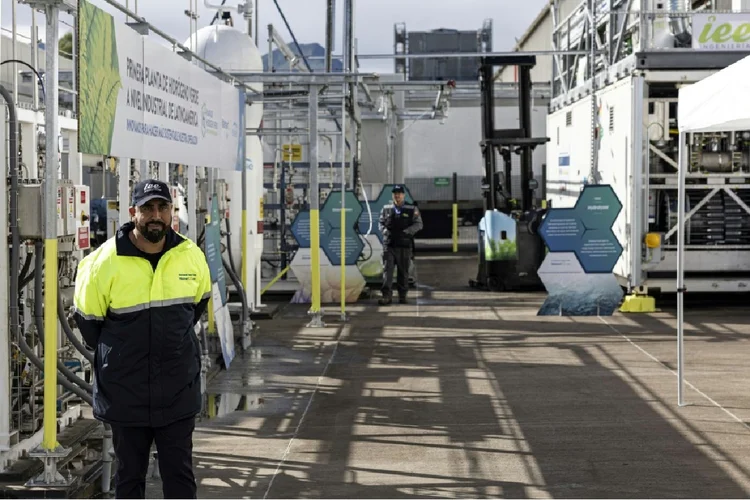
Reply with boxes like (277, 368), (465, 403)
(261, 265), (290, 295)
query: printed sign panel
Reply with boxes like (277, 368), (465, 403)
(78, 0), (245, 170)
(693, 13), (750, 51)
(537, 184), (624, 316)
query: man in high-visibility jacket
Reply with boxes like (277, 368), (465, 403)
(73, 179), (211, 499)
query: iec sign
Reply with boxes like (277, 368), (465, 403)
(693, 14), (750, 50)
(537, 185), (624, 316)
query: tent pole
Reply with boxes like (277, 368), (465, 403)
(677, 131), (686, 407)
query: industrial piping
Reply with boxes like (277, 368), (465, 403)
(1, 82), (93, 405)
(58, 293), (94, 364)
(33, 241), (93, 394)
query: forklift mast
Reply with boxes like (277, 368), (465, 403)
(479, 56), (548, 213)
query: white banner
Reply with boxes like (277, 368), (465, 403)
(78, 0), (245, 170)
(693, 13), (750, 51)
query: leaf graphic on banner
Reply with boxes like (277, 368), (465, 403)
(78, 0), (122, 155)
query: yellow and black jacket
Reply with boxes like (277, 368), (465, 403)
(73, 222), (211, 427)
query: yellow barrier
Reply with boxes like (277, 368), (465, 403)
(452, 203), (458, 253)
(261, 266), (290, 295)
(43, 238), (59, 450)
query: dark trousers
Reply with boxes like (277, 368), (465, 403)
(110, 417), (197, 499)
(382, 246), (412, 298)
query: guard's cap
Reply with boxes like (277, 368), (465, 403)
(132, 179), (172, 207)
(391, 185), (405, 193)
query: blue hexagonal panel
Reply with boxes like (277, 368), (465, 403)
(321, 190), (364, 230)
(364, 185), (415, 243)
(290, 210), (333, 248)
(575, 228), (624, 274)
(574, 184), (623, 230)
(322, 227), (365, 266)
(539, 208), (585, 252)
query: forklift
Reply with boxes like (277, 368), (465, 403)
(469, 55), (550, 292)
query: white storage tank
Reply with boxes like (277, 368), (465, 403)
(184, 24), (264, 307)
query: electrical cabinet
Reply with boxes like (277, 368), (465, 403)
(62, 181), (77, 239)
(74, 185), (91, 251)
(13, 182), (91, 245)
(16, 183), (43, 240)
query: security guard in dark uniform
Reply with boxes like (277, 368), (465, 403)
(378, 185), (423, 304)
(73, 179), (211, 499)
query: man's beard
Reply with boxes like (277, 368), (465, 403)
(138, 221), (167, 244)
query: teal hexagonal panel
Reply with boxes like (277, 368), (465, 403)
(573, 184), (623, 230)
(321, 190), (364, 231)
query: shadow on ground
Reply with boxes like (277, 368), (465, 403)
(143, 254), (750, 499)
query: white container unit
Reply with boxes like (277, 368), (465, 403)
(547, 70), (750, 293)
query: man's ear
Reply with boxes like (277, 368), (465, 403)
(128, 207), (136, 219)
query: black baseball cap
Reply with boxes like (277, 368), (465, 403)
(132, 179), (172, 207)
(392, 185), (405, 193)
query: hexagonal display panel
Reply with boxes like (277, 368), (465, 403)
(575, 184), (623, 231)
(321, 190), (364, 231)
(323, 227), (366, 266)
(538, 208), (585, 253)
(290, 211), (333, 248)
(539, 184), (623, 274)
(576, 229), (624, 274)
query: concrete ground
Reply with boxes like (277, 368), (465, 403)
(145, 253), (750, 499)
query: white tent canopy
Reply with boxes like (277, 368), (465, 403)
(674, 53), (750, 406)
(679, 53), (750, 133)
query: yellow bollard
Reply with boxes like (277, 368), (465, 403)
(43, 238), (59, 450)
(452, 203), (459, 253)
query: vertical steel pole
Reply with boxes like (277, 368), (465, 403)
(676, 131), (686, 407)
(43, 5), (60, 453)
(32, 11), (39, 109)
(119, 158), (131, 226)
(187, 164), (197, 241)
(0, 89), (12, 451)
(340, 83), (347, 320)
(325, 0), (335, 72)
(12, 0), (18, 105)
(308, 85), (324, 327)
(158, 162), (168, 181)
(254, 0), (259, 46)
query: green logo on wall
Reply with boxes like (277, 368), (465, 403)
(698, 15), (750, 44)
